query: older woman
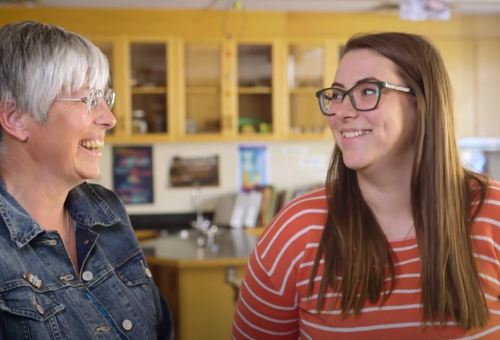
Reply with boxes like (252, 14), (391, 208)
(0, 21), (173, 339)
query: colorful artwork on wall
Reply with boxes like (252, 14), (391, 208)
(113, 146), (154, 204)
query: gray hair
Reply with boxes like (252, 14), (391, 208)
(0, 21), (110, 157)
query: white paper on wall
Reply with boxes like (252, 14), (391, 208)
(400, 0), (451, 21)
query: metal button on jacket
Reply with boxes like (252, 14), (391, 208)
(82, 271), (93, 281)
(122, 319), (133, 331)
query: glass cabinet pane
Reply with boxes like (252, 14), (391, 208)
(288, 45), (323, 88)
(290, 93), (325, 135)
(132, 94), (167, 133)
(237, 44), (273, 134)
(130, 43), (168, 134)
(185, 43), (221, 134)
(288, 44), (326, 135)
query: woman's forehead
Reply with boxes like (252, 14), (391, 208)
(335, 49), (400, 87)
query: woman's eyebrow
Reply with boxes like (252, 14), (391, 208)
(331, 77), (381, 88)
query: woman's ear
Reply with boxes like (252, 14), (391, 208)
(0, 100), (29, 142)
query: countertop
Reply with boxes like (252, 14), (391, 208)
(139, 228), (260, 268)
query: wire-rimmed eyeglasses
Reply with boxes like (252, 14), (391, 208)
(55, 88), (115, 115)
(315, 81), (413, 116)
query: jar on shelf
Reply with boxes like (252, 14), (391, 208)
(132, 110), (148, 134)
(130, 70), (138, 87)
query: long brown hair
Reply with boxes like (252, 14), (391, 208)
(308, 32), (489, 329)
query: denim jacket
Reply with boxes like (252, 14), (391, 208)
(0, 178), (174, 340)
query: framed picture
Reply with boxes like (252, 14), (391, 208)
(112, 146), (154, 204)
(169, 155), (219, 188)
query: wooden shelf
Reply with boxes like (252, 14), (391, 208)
(289, 87), (321, 94)
(238, 87), (272, 94)
(287, 132), (331, 141)
(178, 133), (227, 142)
(186, 86), (219, 94)
(131, 86), (167, 94)
(236, 133), (276, 141)
(107, 134), (172, 144)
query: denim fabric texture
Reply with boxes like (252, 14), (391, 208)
(0, 177), (174, 340)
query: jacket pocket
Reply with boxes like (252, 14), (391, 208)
(116, 255), (153, 286)
(0, 285), (65, 321)
(115, 255), (156, 319)
(0, 283), (65, 340)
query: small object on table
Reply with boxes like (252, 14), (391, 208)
(134, 230), (159, 241)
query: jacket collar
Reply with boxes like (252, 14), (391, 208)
(0, 176), (119, 248)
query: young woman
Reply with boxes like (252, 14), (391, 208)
(232, 32), (500, 339)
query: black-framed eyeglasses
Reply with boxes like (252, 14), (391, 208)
(315, 81), (413, 116)
(55, 88), (115, 115)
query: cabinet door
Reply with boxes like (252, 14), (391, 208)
(235, 41), (278, 140)
(433, 39), (476, 139)
(129, 39), (172, 141)
(477, 40), (500, 138)
(286, 41), (327, 140)
(282, 39), (342, 141)
(90, 38), (124, 136)
(179, 40), (225, 141)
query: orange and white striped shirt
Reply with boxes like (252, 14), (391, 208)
(232, 183), (500, 340)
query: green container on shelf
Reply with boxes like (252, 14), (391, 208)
(238, 117), (271, 134)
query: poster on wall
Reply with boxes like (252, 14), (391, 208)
(169, 155), (219, 187)
(112, 146), (154, 204)
(238, 145), (270, 192)
(400, 0), (450, 21)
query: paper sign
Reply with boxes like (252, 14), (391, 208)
(400, 0), (451, 21)
(299, 155), (327, 168)
(281, 145), (308, 157)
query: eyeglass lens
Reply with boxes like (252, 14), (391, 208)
(104, 89), (115, 109)
(87, 89), (114, 113)
(321, 83), (380, 114)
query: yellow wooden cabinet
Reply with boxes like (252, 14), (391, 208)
(178, 38), (228, 141)
(476, 40), (500, 138)
(95, 35), (345, 143)
(283, 38), (344, 141)
(234, 38), (281, 140)
(2, 9), (500, 141)
(138, 229), (260, 340)
(91, 36), (179, 144)
(432, 39), (477, 139)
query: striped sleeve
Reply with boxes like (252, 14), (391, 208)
(232, 188), (328, 339)
(232, 250), (300, 339)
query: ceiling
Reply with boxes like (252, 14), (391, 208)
(3, 0), (500, 16)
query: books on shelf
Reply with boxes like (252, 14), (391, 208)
(212, 183), (323, 230)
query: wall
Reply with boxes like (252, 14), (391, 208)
(2, 8), (500, 39)
(92, 141), (334, 214)
(2, 8), (499, 214)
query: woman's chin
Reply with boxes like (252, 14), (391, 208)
(342, 155), (373, 172)
(75, 166), (100, 182)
